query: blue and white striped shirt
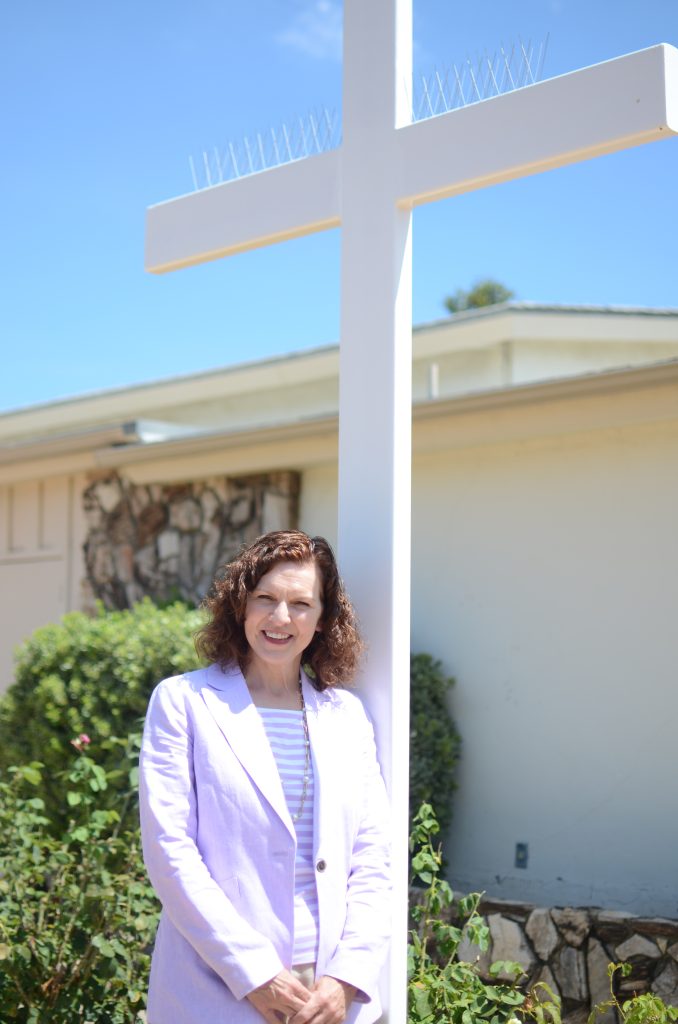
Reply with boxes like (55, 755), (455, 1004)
(258, 707), (319, 965)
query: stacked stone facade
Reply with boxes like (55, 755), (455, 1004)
(448, 896), (678, 1018)
(83, 470), (300, 609)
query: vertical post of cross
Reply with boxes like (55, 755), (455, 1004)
(337, 2), (413, 1021)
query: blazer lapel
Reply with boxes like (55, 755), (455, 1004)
(200, 664), (295, 840)
(302, 671), (337, 846)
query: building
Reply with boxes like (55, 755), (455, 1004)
(2, 302), (678, 920)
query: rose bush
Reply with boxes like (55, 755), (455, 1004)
(0, 738), (159, 1023)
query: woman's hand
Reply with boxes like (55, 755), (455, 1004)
(289, 975), (356, 1024)
(247, 969), (312, 1024)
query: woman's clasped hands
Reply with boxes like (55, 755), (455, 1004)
(248, 969), (356, 1024)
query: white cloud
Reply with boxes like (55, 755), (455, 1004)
(276, 0), (343, 62)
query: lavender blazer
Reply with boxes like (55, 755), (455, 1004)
(139, 664), (392, 1024)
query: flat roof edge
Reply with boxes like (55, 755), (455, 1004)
(4, 304), (678, 423)
(3, 357), (677, 472)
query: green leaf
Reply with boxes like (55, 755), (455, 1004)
(412, 985), (432, 1018)
(92, 934), (117, 957)
(67, 791), (82, 806)
(489, 960), (525, 980)
(19, 765), (42, 785)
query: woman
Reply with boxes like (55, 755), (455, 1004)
(139, 530), (391, 1024)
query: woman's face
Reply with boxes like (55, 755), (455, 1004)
(244, 559), (323, 675)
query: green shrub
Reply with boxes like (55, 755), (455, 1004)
(410, 653), (460, 834)
(0, 600), (204, 826)
(408, 802), (526, 1024)
(523, 964), (678, 1024)
(591, 965), (678, 1024)
(0, 741), (159, 1023)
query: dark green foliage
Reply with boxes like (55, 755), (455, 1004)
(0, 743), (160, 1023)
(0, 600), (204, 825)
(444, 278), (515, 314)
(410, 653), (461, 834)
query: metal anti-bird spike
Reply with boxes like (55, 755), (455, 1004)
(412, 33), (549, 122)
(188, 106), (340, 191)
(186, 34), (548, 187)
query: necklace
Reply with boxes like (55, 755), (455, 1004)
(292, 676), (311, 823)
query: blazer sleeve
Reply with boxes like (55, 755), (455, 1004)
(139, 677), (285, 1000)
(323, 697), (392, 1002)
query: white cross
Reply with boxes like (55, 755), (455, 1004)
(145, 4), (677, 1019)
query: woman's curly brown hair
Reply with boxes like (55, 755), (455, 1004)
(195, 530), (364, 689)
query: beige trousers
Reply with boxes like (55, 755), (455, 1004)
(291, 962), (316, 988)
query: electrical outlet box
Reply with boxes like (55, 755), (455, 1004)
(515, 842), (528, 869)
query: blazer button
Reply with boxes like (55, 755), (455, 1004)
(316, 859), (327, 872)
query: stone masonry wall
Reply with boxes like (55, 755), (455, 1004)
(450, 896), (678, 1019)
(82, 470), (300, 610)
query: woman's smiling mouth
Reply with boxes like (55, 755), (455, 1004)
(263, 631), (292, 643)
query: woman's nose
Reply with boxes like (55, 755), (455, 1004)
(270, 601), (291, 624)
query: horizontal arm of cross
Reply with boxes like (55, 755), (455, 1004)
(145, 149), (341, 274)
(395, 44), (678, 208)
(145, 44), (676, 275)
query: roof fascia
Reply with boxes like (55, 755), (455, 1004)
(0, 346), (339, 442)
(99, 358), (678, 467)
(4, 307), (678, 441)
(2, 357), (677, 483)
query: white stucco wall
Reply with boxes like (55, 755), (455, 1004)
(411, 420), (678, 917)
(297, 413), (678, 917)
(511, 340), (678, 385)
(412, 347), (507, 400)
(298, 463), (338, 545)
(0, 475), (86, 692)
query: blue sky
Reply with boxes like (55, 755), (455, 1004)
(2, 0), (677, 414)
